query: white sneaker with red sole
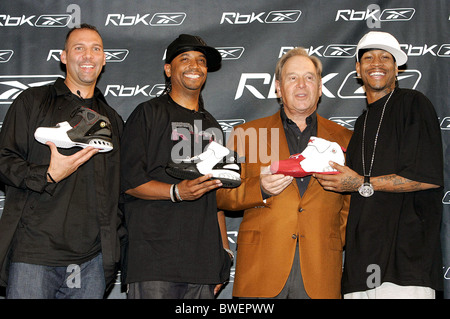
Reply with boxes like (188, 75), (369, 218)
(270, 136), (345, 177)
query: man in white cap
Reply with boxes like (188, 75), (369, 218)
(315, 31), (443, 298)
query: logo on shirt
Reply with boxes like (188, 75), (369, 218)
(171, 120), (223, 160)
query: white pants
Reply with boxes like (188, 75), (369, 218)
(344, 282), (435, 299)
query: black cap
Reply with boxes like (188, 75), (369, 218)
(165, 34), (222, 71)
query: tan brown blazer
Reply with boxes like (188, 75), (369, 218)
(217, 110), (352, 299)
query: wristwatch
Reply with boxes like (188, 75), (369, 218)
(358, 176), (374, 197)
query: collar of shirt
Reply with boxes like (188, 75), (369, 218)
(53, 77), (102, 100)
(279, 107), (317, 196)
(280, 107), (317, 137)
(53, 78), (98, 110)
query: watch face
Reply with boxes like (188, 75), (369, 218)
(358, 182), (374, 197)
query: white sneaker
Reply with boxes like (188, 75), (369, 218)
(166, 141), (241, 188)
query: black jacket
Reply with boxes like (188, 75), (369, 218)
(0, 78), (124, 288)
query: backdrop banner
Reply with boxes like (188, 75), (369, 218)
(0, 0), (448, 299)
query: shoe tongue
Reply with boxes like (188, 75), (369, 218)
(68, 114), (83, 127)
(68, 107), (99, 126)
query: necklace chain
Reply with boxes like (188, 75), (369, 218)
(361, 89), (395, 178)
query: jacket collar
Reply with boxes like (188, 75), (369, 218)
(316, 114), (337, 141)
(53, 77), (104, 101)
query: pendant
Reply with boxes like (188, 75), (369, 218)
(358, 182), (374, 197)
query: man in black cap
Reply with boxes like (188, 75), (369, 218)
(120, 34), (232, 299)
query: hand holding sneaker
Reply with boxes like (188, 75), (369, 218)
(45, 141), (99, 183)
(260, 166), (294, 196)
(175, 174), (223, 201)
(314, 161), (364, 193)
(166, 141), (241, 188)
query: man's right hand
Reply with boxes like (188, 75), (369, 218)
(260, 166), (293, 196)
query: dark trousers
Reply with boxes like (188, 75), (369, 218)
(127, 280), (215, 299)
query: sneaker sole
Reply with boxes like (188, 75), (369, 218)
(35, 132), (113, 153)
(271, 168), (340, 177)
(166, 166), (241, 188)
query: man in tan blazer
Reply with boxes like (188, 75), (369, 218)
(216, 47), (352, 299)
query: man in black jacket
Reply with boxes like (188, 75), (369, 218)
(0, 24), (124, 298)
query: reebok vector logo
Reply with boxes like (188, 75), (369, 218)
(0, 75), (62, 104)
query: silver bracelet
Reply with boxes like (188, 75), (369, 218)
(174, 184), (183, 202)
(169, 184), (176, 202)
(224, 248), (234, 260)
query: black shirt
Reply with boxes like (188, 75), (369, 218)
(0, 78), (111, 266)
(342, 88), (444, 293)
(120, 94), (230, 284)
(280, 107), (317, 196)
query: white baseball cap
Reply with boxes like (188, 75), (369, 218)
(356, 31), (408, 66)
